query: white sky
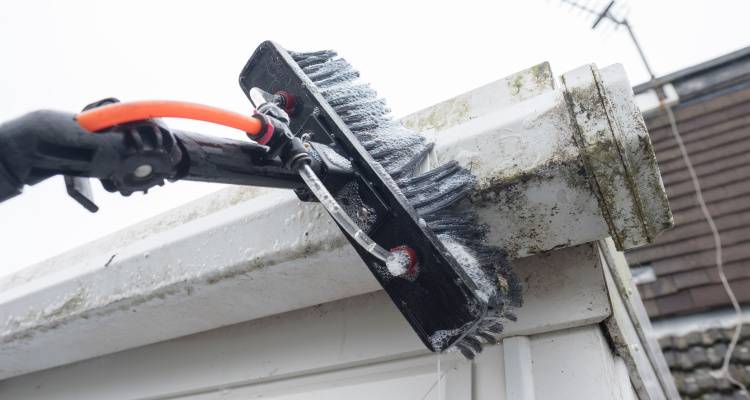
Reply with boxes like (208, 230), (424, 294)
(0, 0), (748, 277)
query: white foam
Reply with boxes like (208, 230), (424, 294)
(321, 146), (352, 170)
(429, 327), (463, 352)
(385, 251), (408, 276)
(438, 234), (494, 303)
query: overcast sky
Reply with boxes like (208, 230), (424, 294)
(0, 0), (748, 277)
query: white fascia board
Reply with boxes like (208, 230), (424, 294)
(0, 289), (608, 400)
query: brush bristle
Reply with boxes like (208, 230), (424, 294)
(290, 49), (522, 357)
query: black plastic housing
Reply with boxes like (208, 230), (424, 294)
(176, 131), (306, 189)
(239, 41), (487, 352)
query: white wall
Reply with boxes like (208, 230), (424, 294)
(0, 291), (635, 400)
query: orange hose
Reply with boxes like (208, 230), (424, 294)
(76, 100), (263, 136)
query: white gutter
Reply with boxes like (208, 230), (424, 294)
(0, 62), (671, 380)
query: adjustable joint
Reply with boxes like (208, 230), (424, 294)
(251, 102), (292, 149)
(282, 137), (311, 171)
(99, 119), (183, 196)
(253, 103), (311, 171)
(257, 102), (290, 125)
(78, 98), (184, 197)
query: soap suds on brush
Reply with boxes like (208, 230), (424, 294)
(321, 146), (352, 170)
(429, 327), (464, 352)
(438, 234), (495, 303)
(290, 49), (521, 357)
(385, 251), (408, 276)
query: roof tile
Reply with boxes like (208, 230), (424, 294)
(644, 299), (660, 316)
(656, 290), (696, 316)
(660, 324), (750, 398)
(694, 368), (718, 391)
(689, 347), (710, 367)
(734, 341), (750, 363)
(708, 347), (726, 368)
(660, 335), (675, 349)
(688, 331), (707, 346)
(625, 65), (750, 318)
(707, 328), (727, 344)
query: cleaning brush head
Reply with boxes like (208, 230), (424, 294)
(240, 41), (521, 358)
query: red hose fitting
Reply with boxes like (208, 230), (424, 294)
(390, 245), (419, 279)
(275, 91), (296, 115)
(251, 113), (275, 145)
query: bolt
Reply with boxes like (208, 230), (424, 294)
(133, 164), (153, 179)
(387, 245), (419, 279)
(274, 91), (296, 114)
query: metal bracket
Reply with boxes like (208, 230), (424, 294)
(64, 176), (98, 212)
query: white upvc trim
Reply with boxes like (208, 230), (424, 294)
(0, 290), (635, 400)
(503, 336), (535, 400)
(599, 238), (680, 399)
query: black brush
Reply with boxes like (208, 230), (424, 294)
(240, 41), (522, 358)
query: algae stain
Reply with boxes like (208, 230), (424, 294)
(45, 290), (86, 319)
(510, 75), (524, 96)
(530, 62), (553, 90)
(403, 98), (471, 133)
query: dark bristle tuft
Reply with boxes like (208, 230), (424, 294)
(291, 48), (521, 359)
(462, 336), (483, 354)
(477, 332), (498, 345)
(456, 344), (475, 360)
(485, 323), (504, 334)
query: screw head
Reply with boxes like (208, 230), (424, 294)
(133, 164), (153, 179)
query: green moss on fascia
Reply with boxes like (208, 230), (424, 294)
(204, 235), (349, 286)
(470, 158), (580, 206)
(510, 74), (524, 96)
(530, 63), (553, 89)
(403, 98), (471, 133)
(44, 290), (86, 319)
